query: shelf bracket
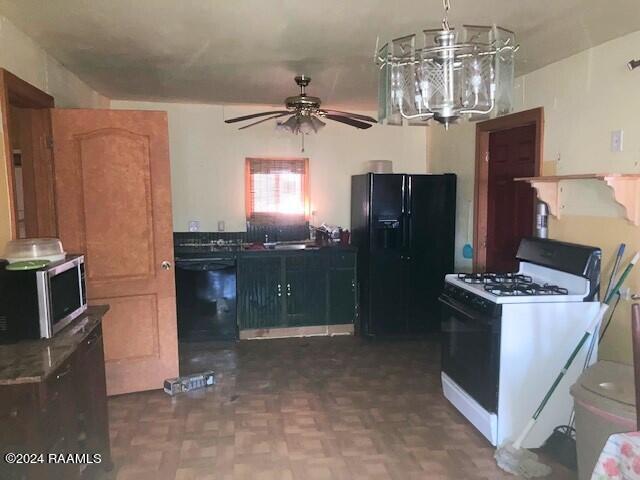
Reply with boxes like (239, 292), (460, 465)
(603, 176), (640, 226)
(515, 174), (640, 225)
(527, 181), (560, 218)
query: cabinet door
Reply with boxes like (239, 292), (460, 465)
(41, 358), (81, 480)
(237, 256), (284, 329)
(328, 268), (356, 325)
(0, 384), (40, 480)
(76, 324), (111, 469)
(285, 254), (326, 326)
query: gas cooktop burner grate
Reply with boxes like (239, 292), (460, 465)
(457, 272), (571, 296)
(457, 273), (533, 285)
(484, 282), (569, 296)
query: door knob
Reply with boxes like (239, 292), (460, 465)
(161, 261), (172, 270)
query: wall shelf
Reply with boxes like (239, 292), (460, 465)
(514, 174), (640, 225)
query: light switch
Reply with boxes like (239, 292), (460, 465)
(611, 129), (624, 152)
(217, 221), (225, 232)
(188, 220), (200, 232)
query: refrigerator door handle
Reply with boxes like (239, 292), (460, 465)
(401, 175), (406, 214)
(400, 175), (407, 249)
(406, 175), (412, 249)
(407, 175), (412, 216)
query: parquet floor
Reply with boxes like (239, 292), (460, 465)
(100, 335), (575, 480)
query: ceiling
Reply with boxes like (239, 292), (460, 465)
(1, 0), (639, 109)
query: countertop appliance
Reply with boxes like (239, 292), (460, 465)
(439, 238), (601, 448)
(0, 255), (87, 341)
(174, 255), (237, 341)
(351, 173), (456, 335)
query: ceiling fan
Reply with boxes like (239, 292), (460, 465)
(224, 75), (377, 134)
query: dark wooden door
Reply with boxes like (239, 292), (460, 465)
(51, 109), (178, 395)
(486, 125), (537, 272)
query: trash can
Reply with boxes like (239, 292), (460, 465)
(570, 360), (637, 480)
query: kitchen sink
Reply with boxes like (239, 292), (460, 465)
(273, 243), (307, 250)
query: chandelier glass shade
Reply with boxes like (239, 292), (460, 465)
(376, 12), (518, 128)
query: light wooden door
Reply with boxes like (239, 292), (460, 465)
(51, 109), (178, 395)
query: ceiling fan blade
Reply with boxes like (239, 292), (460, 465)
(321, 110), (377, 123)
(238, 113), (291, 130)
(224, 110), (290, 123)
(324, 114), (373, 129)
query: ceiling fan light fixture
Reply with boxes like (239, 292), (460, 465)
(310, 116), (326, 132)
(225, 76), (377, 134)
(298, 115), (316, 135)
(277, 114), (300, 134)
(375, 0), (518, 128)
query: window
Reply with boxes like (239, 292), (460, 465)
(245, 157), (309, 224)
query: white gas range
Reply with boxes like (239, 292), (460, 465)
(439, 238), (602, 448)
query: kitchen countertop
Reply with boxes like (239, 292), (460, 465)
(174, 244), (356, 259)
(0, 305), (109, 385)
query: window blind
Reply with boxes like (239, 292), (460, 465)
(245, 157), (309, 224)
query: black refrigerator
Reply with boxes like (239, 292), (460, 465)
(351, 173), (456, 336)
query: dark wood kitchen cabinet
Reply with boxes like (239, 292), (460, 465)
(237, 255), (284, 329)
(0, 308), (111, 480)
(328, 267), (357, 326)
(284, 254), (327, 326)
(237, 249), (357, 331)
(75, 325), (110, 468)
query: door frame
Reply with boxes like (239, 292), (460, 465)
(473, 107), (543, 272)
(0, 69), (55, 238)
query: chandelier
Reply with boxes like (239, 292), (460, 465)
(375, 0), (518, 128)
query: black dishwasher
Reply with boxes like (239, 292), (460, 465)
(175, 257), (237, 341)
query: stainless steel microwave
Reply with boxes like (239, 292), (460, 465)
(0, 255), (87, 342)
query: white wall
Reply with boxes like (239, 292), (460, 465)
(0, 15), (110, 248)
(111, 101), (428, 231)
(428, 29), (640, 363)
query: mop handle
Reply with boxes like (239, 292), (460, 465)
(532, 308), (608, 420)
(528, 254), (638, 421)
(511, 252), (639, 450)
(512, 303), (609, 449)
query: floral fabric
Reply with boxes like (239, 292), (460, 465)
(592, 432), (640, 479)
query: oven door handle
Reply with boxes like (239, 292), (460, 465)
(439, 295), (496, 325)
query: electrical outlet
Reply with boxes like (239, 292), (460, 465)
(188, 220), (200, 232)
(611, 129), (624, 152)
(217, 221), (225, 232)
